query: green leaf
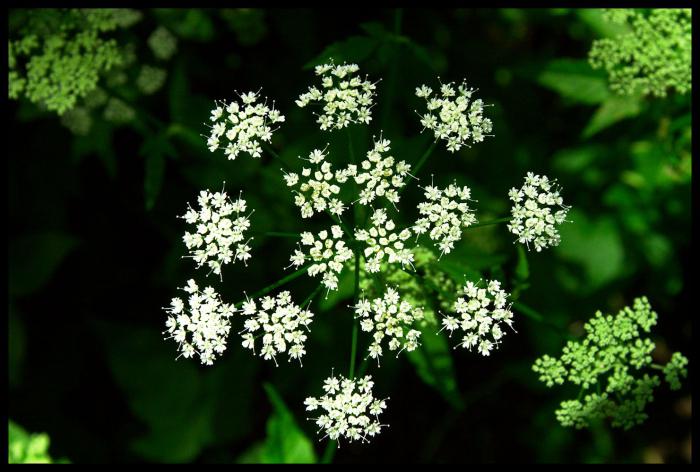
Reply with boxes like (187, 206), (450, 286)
(95, 321), (256, 463)
(537, 59), (610, 105)
(141, 132), (176, 210)
(407, 328), (464, 410)
(576, 9), (631, 39)
(582, 95), (642, 138)
(556, 210), (625, 290)
(304, 35), (378, 70)
(8, 232), (79, 297)
(242, 384), (317, 464)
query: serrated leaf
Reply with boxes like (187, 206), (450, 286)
(9, 232), (79, 297)
(582, 95), (642, 138)
(537, 59), (610, 105)
(407, 327), (464, 410)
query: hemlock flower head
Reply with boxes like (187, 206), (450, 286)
(304, 374), (388, 443)
(441, 279), (515, 356)
(296, 60), (377, 131)
(351, 136), (412, 207)
(415, 79), (493, 152)
(182, 189), (253, 277)
(238, 291), (314, 365)
(589, 8), (692, 97)
(289, 225), (353, 292)
(207, 91), (285, 160)
(353, 286), (424, 361)
(283, 147), (349, 218)
(355, 208), (414, 273)
(507, 172), (570, 252)
(532, 297), (689, 430)
(413, 180), (478, 256)
(163, 279), (234, 365)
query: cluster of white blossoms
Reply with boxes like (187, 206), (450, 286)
(413, 181), (478, 256)
(182, 189), (252, 277)
(304, 374), (387, 443)
(415, 81), (493, 152)
(355, 209), (414, 273)
(207, 91), (285, 160)
(164, 279), (235, 365)
(290, 225), (354, 292)
(238, 291), (314, 365)
(442, 279), (515, 356)
(507, 172), (570, 252)
(296, 61), (377, 131)
(354, 287), (423, 361)
(283, 148), (351, 218)
(350, 137), (412, 206)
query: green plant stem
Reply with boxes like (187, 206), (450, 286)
(400, 141), (437, 196)
(250, 230), (300, 238)
(512, 301), (575, 340)
(349, 248), (361, 379)
(262, 142), (292, 171)
(465, 216), (511, 229)
(233, 264), (310, 308)
(301, 284), (323, 307)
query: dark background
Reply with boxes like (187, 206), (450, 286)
(8, 8), (692, 463)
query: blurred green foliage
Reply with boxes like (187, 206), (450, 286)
(8, 8), (691, 464)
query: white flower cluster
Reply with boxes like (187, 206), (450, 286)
(413, 181), (477, 256)
(296, 61), (377, 131)
(350, 137), (412, 206)
(415, 81), (493, 152)
(304, 374), (387, 443)
(239, 291), (314, 365)
(163, 279), (235, 365)
(507, 172), (570, 252)
(207, 91), (285, 160)
(290, 225), (354, 292)
(355, 209), (413, 273)
(182, 189), (252, 277)
(283, 148), (351, 218)
(354, 287), (423, 361)
(442, 279), (515, 356)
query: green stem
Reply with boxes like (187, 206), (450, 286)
(301, 284), (323, 308)
(234, 264), (310, 307)
(411, 141), (437, 181)
(349, 248), (361, 379)
(262, 141), (292, 171)
(512, 301), (574, 340)
(466, 217), (511, 229)
(250, 231), (300, 238)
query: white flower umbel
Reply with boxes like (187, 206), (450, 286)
(507, 172), (570, 252)
(304, 374), (388, 443)
(296, 60), (377, 131)
(353, 286), (424, 361)
(355, 208), (413, 273)
(441, 279), (515, 356)
(289, 225), (354, 292)
(238, 291), (314, 365)
(163, 279), (235, 366)
(415, 80), (493, 152)
(283, 148), (351, 218)
(349, 136), (412, 207)
(413, 180), (478, 256)
(207, 90), (285, 160)
(182, 189), (253, 277)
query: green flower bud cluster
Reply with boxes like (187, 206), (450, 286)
(533, 297), (688, 430)
(8, 9), (140, 115)
(588, 8), (692, 97)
